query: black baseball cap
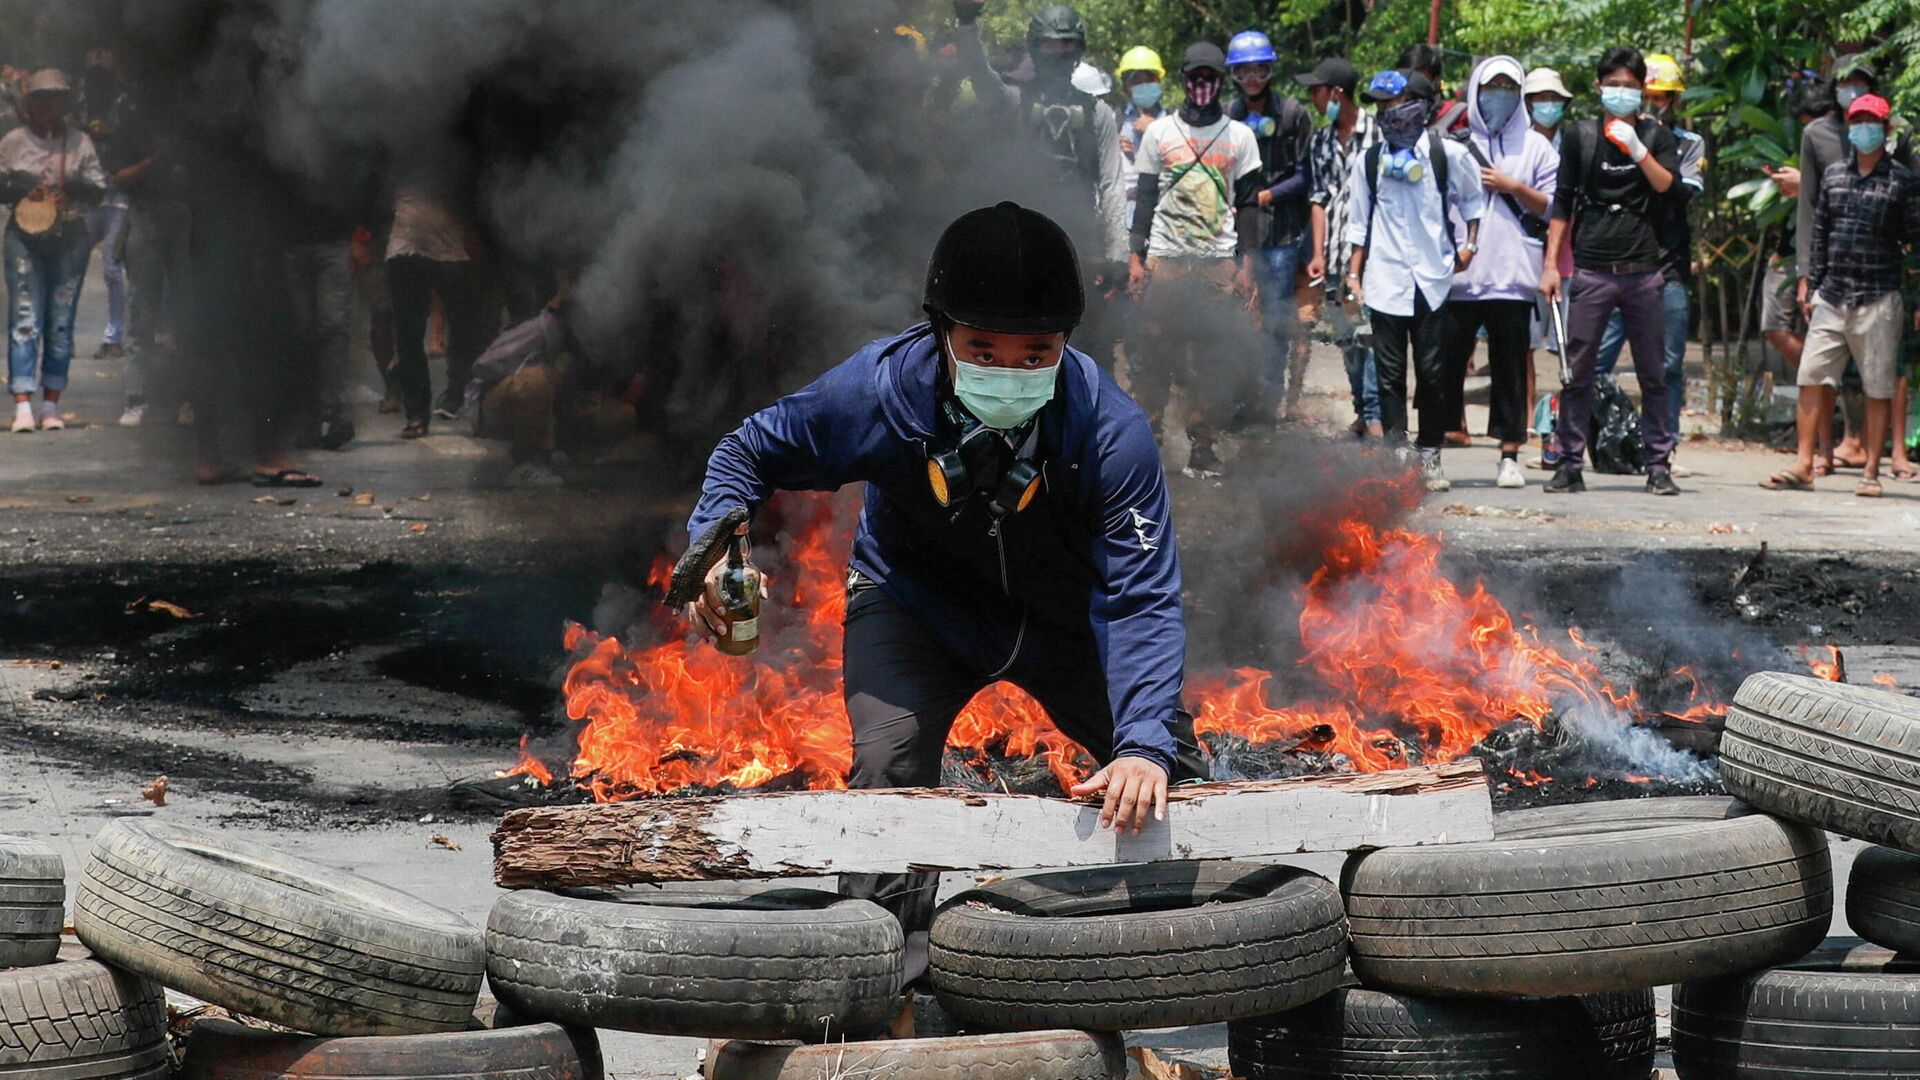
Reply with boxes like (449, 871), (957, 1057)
(1182, 41), (1227, 75)
(1294, 58), (1359, 92)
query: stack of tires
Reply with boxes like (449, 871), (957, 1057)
(1278, 795), (1831, 1079)
(17, 820), (602, 1080)
(1673, 671), (1920, 1078)
(0, 833), (170, 1080)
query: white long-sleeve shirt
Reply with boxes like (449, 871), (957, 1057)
(1343, 135), (1485, 316)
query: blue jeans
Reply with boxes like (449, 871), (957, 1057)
(1593, 278), (1688, 431)
(87, 204), (129, 345)
(6, 226), (93, 396)
(1323, 299), (1380, 424)
(1257, 239), (1311, 408)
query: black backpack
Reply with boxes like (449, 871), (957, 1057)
(1362, 130), (1455, 267)
(1019, 85), (1102, 189)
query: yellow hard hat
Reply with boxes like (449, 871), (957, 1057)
(1117, 46), (1165, 79)
(1645, 54), (1684, 93)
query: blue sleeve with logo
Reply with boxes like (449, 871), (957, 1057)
(1086, 399), (1186, 774)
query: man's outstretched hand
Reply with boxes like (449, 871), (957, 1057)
(1070, 756), (1169, 834)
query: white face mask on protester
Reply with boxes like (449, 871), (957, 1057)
(947, 334), (1059, 430)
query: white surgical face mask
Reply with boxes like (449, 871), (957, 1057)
(948, 335), (1058, 429)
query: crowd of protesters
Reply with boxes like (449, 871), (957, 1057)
(0, 51), (629, 491)
(4, 10), (1917, 500)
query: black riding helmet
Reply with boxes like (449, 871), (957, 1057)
(923, 202), (1084, 335)
(1026, 4), (1087, 52)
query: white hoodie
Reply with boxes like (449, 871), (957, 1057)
(1450, 55), (1559, 301)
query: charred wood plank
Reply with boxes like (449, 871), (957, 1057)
(491, 759), (1493, 888)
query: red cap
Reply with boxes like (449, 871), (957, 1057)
(1847, 94), (1891, 122)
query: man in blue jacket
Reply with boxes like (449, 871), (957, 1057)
(682, 202), (1203, 976)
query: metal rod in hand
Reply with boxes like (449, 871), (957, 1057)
(1549, 295), (1573, 388)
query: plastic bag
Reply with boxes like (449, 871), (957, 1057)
(1588, 375), (1646, 475)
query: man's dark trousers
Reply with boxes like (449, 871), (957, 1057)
(1367, 292), (1449, 447)
(1557, 268), (1675, 469)
(837, 584), (1206, 986)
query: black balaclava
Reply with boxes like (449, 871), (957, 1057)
(1180, 42), (1227, 125)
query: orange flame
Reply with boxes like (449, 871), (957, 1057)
(534, 481), (1726, 799)
(500, 734), (554, 785)
(1806, 644), (1844, 682)
(1873, 673), (1899, 691)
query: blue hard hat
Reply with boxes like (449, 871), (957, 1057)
(1226, 30), (1275, 67)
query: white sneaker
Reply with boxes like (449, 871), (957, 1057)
(504, 460), (564, 490)
(11, 402), (34, 433)
(38, 403), (63, 431)
(1421, 448), (1451, 492)
(1497, 457), (1526, 488)
(118, 403), (146, 427)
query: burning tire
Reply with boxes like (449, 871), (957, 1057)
(926, 861), (1348, 1031)
(0, 944), (168, 1080)
(179, 1017), (604, 1080)
(1343, 802), (1831, 996)
(1847, 845), (1920, 954)
(1721, 671), (1920, 853)
(0, 834), (64, 968)
(72, 820), (484, 1036)
(484, 886), (903, 1040)
(708, 1030), (1126, 1080)
(1672, 937), (1920, 1078)
(1226, 988), (1655, 1080)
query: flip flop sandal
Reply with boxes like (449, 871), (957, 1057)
(252, 469), (324, 489)
(1760, 471), (1814, 491)
(1856, 479), (1884, 498)
(400, 420), (430, 439)
(1892, 466), (1919, 481)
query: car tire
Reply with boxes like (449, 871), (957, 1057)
(486, 886), (903, 1040)
(1344, 801), (1831, 996)
(180, 1017), (603, 1080)
(73, 820), (484, 1036)
(0, 835), (63, 968)
(927, 861), (1347, 1032)
(0, 944), (169, 1080)
(1720, 671), (1920, 853)
(709, 1030), (1126, 1080)
(1227, 988), (1655, 1080)
(1672, 937), (1920, 1078)
(1846, 845), (1920, 954)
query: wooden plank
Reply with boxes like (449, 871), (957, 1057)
(492, 760), (1493, 888)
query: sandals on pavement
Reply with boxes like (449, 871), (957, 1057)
(252, 469), (324, 489)
(1856, 478), (1884, 498)
(1892, 465), (1918, 481)
(1760, 470), (1814, 491)
(400, 420), (430, 439)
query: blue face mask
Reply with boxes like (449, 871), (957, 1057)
(1849, 122), (1887, 154)
(1529, 100), (1566, 128)
(1130, 81), (1163, 110)
(1326, 99), (1341, 122)
(1599, 86), (1642, 118)
(949, 339), (1059, 430)
(1479, 87), (1520, 131)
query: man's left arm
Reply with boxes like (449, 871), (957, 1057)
(1070, 410), (1186, 832)
(1092, 102), (1130, 263)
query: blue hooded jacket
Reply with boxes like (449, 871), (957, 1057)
(688, 322), (1185, 774)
